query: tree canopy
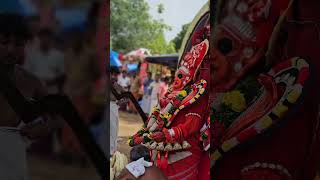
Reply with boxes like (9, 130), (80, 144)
(110, 0), (175, 54)
(171, 22), (190, 52)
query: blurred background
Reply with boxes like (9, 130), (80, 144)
(1, 0), (107, 179)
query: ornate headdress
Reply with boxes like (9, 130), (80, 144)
(178, 39), (209, 84)
(172, 11), (210, 91)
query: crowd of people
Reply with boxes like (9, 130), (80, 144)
(113, 68), (171, 115)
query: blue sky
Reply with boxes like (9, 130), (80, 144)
(148, 0), (208, 42)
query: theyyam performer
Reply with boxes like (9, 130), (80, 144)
(129, 2), (211, 179)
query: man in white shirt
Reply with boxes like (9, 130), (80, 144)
(117, 71), (131, 91)
(24, 28), (65, 94)
(24, 28), (64, 160)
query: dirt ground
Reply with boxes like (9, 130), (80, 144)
(117, 111), (144, 157)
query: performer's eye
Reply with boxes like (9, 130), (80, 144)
(217, 37), (233, 55)
(178, 74), (183, 79)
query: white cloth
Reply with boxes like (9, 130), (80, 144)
(24, 48), (64, 93)
(141, 95), (151, 114)
(110, 101), (119, 155)
(117, 74), (130, 90)
(148, 81), (160, 115)
(125, 157), (153, 178)
(0, 127), (27, 180)
(149, 81), (160, 101)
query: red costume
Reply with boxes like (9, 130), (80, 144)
(211, 0), (320, 179)
(129, 9), (211, 179)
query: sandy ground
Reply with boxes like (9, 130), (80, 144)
(117, 111), (144, 157)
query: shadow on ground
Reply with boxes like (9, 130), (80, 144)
(117, 111), (143, 157)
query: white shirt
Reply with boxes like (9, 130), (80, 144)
(117, 74), (131, 89)
(149, 81), (161, 100)
(24, 48), (64, 81)
(24, 48), (64, 93)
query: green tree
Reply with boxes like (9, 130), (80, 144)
(111, 0), (175, 54)
(157, 3), (165, 14)
(146, 32), (176, 54)
(171, 23), (191, 52)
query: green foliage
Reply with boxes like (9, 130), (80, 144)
(157, 3), (165, 14)
(111, 0), (176, 54)
(166, 42), (177, 54)
(171, 23), (191, 51)
(146, 32), (176, 54)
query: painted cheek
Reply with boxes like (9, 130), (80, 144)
(173, 78), (181, 87)
(174, 78), (180, 85)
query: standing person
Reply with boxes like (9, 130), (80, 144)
(62, 29), (101, 165)
(24, 28), (65, 94)
(139, 58), (148, 84)
(141, 72), (153, 114)
(128, 73), (142, 113)
(24, 27), (65, 155)
(148, 74), (161, 115)
(110, 67), (121, 156)
(0, 13), (61, 180)
(117, 71), (130, 111)
(117, 71), (130, 92)
(110, 82), (128, 157)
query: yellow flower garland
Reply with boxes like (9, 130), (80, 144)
(222, 90), (247, 112)
(180, 90), (188, 97)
